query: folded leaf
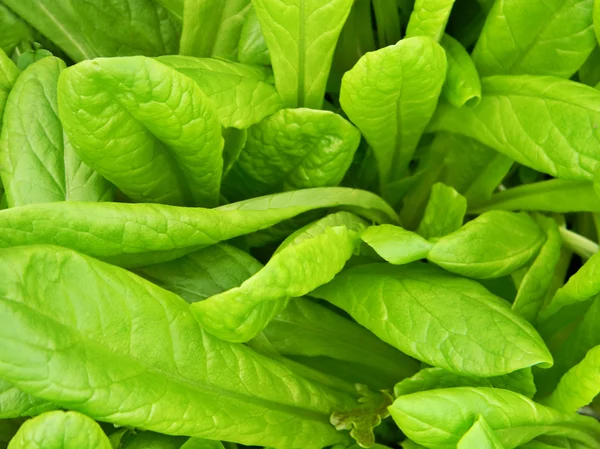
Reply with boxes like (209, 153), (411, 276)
(252, 0), (353, 109)
(0, 5), (32, 56)
(457, 416), (506, 449)
(0, 57), (112, 207)
(58, 56), (224, 207)
(429, 76), (600, 181)
(389, 387), (600, 449)
(405, 0), (456, 41)
(179, 0), (251, 60)
(0, 379), (55, 419)
(223, 108), (360, 200)
(512, 215), (561, 322)
(312, 263), (552, 377)
(427, 211), (545, 279)
(341, 36), (446, 187)
(157, 56), (282, 129)
(543, 345), (600, 413)
(0, 187), (397, 267)
(1, 0), (180, 62)
(472, 0), (595, 78)
(0, 245), (356, 448)
(238, 8), (270, 65)
(417, 183), (467, 240)
(440, 34), (482, 108)
(361, 225), (433, 265)
(7, 411), (112, 449)
(394, 367), (536, 399)
(191, 212), (367, 341)
(470, 179), (600, 213)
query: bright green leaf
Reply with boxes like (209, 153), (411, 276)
(405, 0), (456, 42)
(361, 225), (433, 265)
(179, 0), (251, 60)
(58, 56), (224, 207)
(0, 379), (55, 419)
(440, 34), (481, 108)
(417, 183), (467, 240)
(223, 108), (360, 200)
(157, 55), (282, 129)
(0, 56), (112, 207)
(7, 411), (112, 449)
(253, 0), (354, 109)
(238, 9), (270, 65)
(340, 36), (446, 188)
(312, 263), (553, 377)
(190, 211), (367, 342)
(429, 76), (600, 181)
(457, 416), (506, 449)
(472, 0), (596, 78)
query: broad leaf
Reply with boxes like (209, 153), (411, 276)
(223, 108), (360, 200)
(253, 0), (354, 109)
(238, 9), (270, 65)
(312, 263), (552, 377)
(390, 387), (600, 448)
(457, 416), (506, 449)
(473, 0), (596, 78)
(58, 56), (224, 207)
(0, 379), (55, 419)
(0, 245), (356, 448)
(429, 76), (600, 181)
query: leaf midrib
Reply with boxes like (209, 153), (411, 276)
(3, 297), (339, 425)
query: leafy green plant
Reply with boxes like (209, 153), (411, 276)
(1, 0), (600, 448)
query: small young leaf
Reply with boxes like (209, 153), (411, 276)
(427, 211), (545, 279)
(417, 183), (467, 240)
(312, 263), (552, 377)
(7, 411), (112, 449)
(361, 225), (433, 265)
(440, 34), (482, 108)
(331, 385), (394, 448)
